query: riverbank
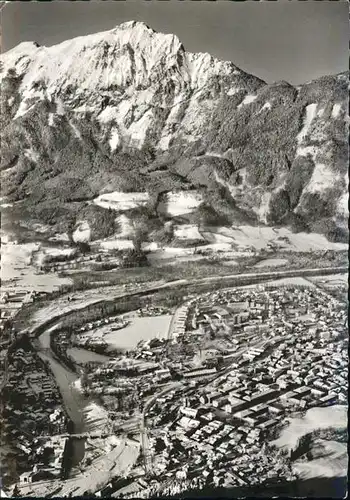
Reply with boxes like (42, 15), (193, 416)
(35, 322), (117, 472)
(37, 351), (86, 467)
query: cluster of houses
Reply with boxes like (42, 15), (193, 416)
(8, 279), (345, 497)
(94, 283), (346, 495)
(18, 434), (67, 485)
(131, 285), (346, 493)
(39, 252), (122, 273)
(1, 340), (68, 489)
(0, 289), (36, 332)
(0, 288), (51, 387)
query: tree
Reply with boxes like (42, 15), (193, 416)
(13, 484), (21, 497)
(77, 241), (91, 254)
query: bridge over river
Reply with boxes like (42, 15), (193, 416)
(38, 423), (142, 441)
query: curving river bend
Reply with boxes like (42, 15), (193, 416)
(34, 328), (110, 467)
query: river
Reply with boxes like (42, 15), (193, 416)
(34, 329), (110, 468)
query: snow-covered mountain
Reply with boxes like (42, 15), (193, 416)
(1, 21), (348, 243)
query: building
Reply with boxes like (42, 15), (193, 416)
(319, 393), (338, 406)
(180, 407), (198, 419)
(258, 418), (278, 431)
(183, 368), (217, 380)
(19, 472), (33, 484)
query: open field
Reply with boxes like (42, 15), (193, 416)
(1, 241), (72, 292)
(83, 402), (111, 433)
(174, 224), (204, 241)
(93, 191), (149, 211)
(73, 224), (349, 254)
(84, 314), (173, 351)
(272, 405), (347, 451)
(200, 225), (348, 252)
(260, 277), (316, 288)
(66, 347), (110, 364)
(254, 258), (289, 268)
(293, 440), (348, 479)
(158, 190), (203, 216)
(73, 221), (91, 243)
(99, 238), (134, 251)
(308, 274), (348, 286)
(222, 260), (239, 267)
(92, 223), (348, 267)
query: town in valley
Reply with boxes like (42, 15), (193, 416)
(0, 4), (348, 499)
(0, 251), (347, 497)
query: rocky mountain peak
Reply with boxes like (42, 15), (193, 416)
(0, 23), (348, 244)
(0, 21), (257, 98)
(1, 21), (187, 91)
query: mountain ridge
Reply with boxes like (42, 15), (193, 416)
(1, 21), (348, 245)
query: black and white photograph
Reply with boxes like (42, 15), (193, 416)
(0, 0), (348, 498)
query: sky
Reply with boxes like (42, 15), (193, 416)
(1, 0), (348, 85)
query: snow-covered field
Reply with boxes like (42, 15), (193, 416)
(158, 190), (203, 216)
(99, 238), (134, 251)
(36, 246), (77, 267)
(67, 347), (110, 364)
(200, 225), (272, 250)
(201, 229), (236, 245)
(272, 405), (348, 481)
(309, 274), (348, 285)
(254, 258), (289, 268)
(147, 250), (207, 265)
(174, 224), (204, 240)
(93, 191), (149, 211)
(1, 241), (72, 292)
(49, 232), (70, 242)
(147, 242), (237, 265)
(73, 221), (91, 243)
(148, 247), (194, 261)
(287, 231), (347, 251)
(40, 247), (76, 259)
(83, 402), (110, 433)
(203, 225), (347, 252)
(93, 314), (172, 350)
(293, 439), (347, 479)
(272, 405), (347, 451)
(222, 260), (239, 267)
(146, 222), (347, 266)
(331, 103), (342, 118)
(262, 277), (316, 288)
